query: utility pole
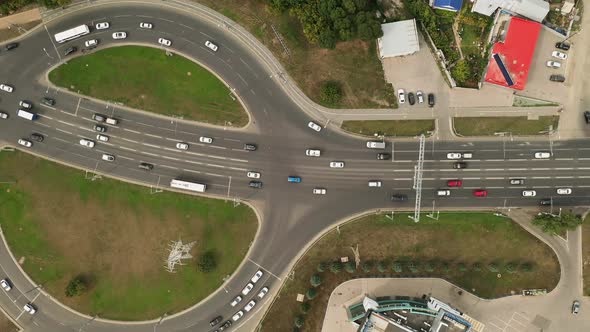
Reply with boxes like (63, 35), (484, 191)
(410, 134), (425, 222)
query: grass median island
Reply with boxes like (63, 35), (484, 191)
(454, 116), (559, 136)
(342, 120), (435, 137)
(0, 151), (257, 320)
(259, 212), (559, 332)
(48, 45), (247, 126)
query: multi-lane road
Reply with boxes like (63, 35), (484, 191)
(0, 2), (588, 332)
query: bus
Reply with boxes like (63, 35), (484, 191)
(17, 109), (38, 121)
(170, 179), (206, 193)
(54, 24), (90, 43)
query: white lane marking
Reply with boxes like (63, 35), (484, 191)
(159, 164), (179, 170)
(555, 158), (574, 161)
(206, 163), (226, 169)
(143, 143), (162, 149)
(144, 133), (163, 139)
(486, 159), (504, 162)
(508, 159), (526, 161)
(57, 119), (75, 127)
(161, 155), (180, 161)
(228, 167), (248, 172)
(463, 177), (481, 180)
(163, 147), (177, 152)
(142, 152), (159, 157)
(135, 121), (154, 128)
(531, 168), (551, 171)
(579, 158), (590, 160)
(229, 158), (248, 163)
(120, 138), (139, 144)
(205, 172), (225, 178)
(183, 169), (201, 174)
(37, 122), (51, 128)
(554, 168), (574, 170)
(579, 167), (590, 170)
(393, 169), (412, 172)
(532, 177), (551, 179)
(555, 176), (574, 179)
(55, 128), (73, 135)
(53, 137), (70, 144)
(210, 145), (227, 150)
(123, 128), (141, 134)
(119, 146), (137, 152)
(508, 168), (527, 171)
(38, 114), (53, 120)
(485, 169), (504, 171)
(485, 177), (504, 180)
(535, 186), (551, 188)
(118, 155), (135, 161)
(394, 178), (412, 180)
(165, 137), (179, 142)
(184, 160), (205, 166)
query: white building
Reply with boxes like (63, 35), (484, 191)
(378, 19), (420, 59)
(472, 0), (549, 22)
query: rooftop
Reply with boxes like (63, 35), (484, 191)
(378, 19), (420, 58)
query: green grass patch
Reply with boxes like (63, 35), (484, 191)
(342, 120), (434, 137)
(454, 116), (559, 136)
(259, 212), (559, 332)
(0, 151), (257, 320)
(48, 45), (247, 126)
(459, 24), (483, 57)
(583, 214), (590, 296)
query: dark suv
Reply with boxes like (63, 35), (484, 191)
(210, 316), (223, 327)
(138, 162), (154, 171)
(30, 133), (44, 142)
(391, 194), (407, 202)
(249, 181), (263, 189)
(428, 93), (435, 107)
(243, 143), (257, 151)
(549, 75), (565, 82)
(584, 111), (590, 124)
(64, 46), (77, 56)
(453, 162), (467, 169)
(41, 97), (56, 106)
(219, 320), (232, 331)
(377, 153), (391, 160)
(539, 198), (552, 206)
(5, 43), (18, 51)
(555, 42), (570, 50)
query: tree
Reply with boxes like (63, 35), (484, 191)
(532, 210), (584, 235)
(345, 261), (356, 273)
(424, 261), (435, 272)
(377, 260), (388, 273)
(301, 302), (311, 314)
(441, 261), (451, 273)
(295, 315), (305, 328)
(330, 261), (343, 273)
(310, 274), (322, 287)
(487, 262), (499, 273)
(197, 250), (217, 273)
(392, 261), (403, 273)
(521, 262), (534, 272)
(472, 262), (482, 272)
(451, 60), (470, 84)
(317, 261), (328, 272)
(457, 262), (467, 272)
(408, 261), (420, 273)
(320, 80), (343, 105)
(505, 262), (517, 274)
(361, 261), (373, 273)
(306, 287), (317, 300)
(65, 275), (87, 297)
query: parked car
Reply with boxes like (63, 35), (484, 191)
(251, 270), (264, 283)
(210, 316), (223, 327)
(247, 171), (261, 179)
(453, 162), (467, 169)
(447, 180), (462, 187)
(0, 83), (13, 93)
(0, 112), (8, 119)
(391, 194), (407, 202)
(244, 300), (256, 312)
(437, 190), (451, 197)
(572, 300), (580, 314)
(473, 189), (488, 197)
(416, 90), (424, 104)
(205, 40), (219, 52)
(555, 42), (570, 50)
(377, 153), (391, 160)
(79, 138), (95, 148)
(41, 97), (55, 106)
(556, 188), (572, 195)
(305, 149), (321, 157)
(550, 74), (565, 82)
(244, 143), (257, 151)
(257, 286), (269, 299)
(313, 188), (327, 195)
(138, 162), (153, 170)
(85, 39), (98, 48)
(93, 113), (106, 122)
(0, 279), (11, 291)
(19, 100), (32, 109)
(397, 89), (405, 104)
(175, 142), (189, 150)
(140, 22), (153, 29)
(249, 181), (263, 189)
(539, 198), (552, 206)
(94, 124), (107, 132)
(30, 133), (44, 142)
(158, 38), (172, 46)
(230, 296), (242, 307)
(585, 111), (590, 124)
(329, 161), (345, 168)
(241, 283), (254, 296)
(101, 154), (115, 162)
(112, 31), (127, 39)
(4, 43), (18, 51)
(219, 320), (232, 331)
(551, 51), (567, 60)
(408, 92), (415, 105)
(522, 190), (536, 197)
(95, 22), (109, 30)
(546, 61), (561, 68)
(510, 179), (525, 185)
(428, 93), (435, 107)
(446, 152), (462, 159)
(199, 136), (213, 144)
(23, 303), (36, 315)
(307, 121), (322, 132)
(97, 134), (109, 142)
(18, 139), (32, 148)
(232, 311), (244, 322)
(288, 176), (301, 183)
(64, 46), (77, 56)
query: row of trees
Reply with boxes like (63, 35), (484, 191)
(268, 0), (382, 48)
(0, 0), (70, 15)
(533, 210), (584, 235)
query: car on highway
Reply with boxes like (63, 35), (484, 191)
(572, 300), (580, 314)
(96, 134), (109, 142)
(219, 320), (232, 331)
(23, 303), (36, 315)
(557, 188), (572, 195)
(19, 100), (32, 109)
(366, 141), (386, 149)
(416, 90), (424, 104)
(199, 136), (213, 144)
(93, 113), (106, 122)
(158, 38), (172, 46)
(522, 190), (536, 197)
(244, 143), (257, 151)
(397, 89), (405, 104)
(0, 112), (8, 119)
(437, 190), (450, 197)
(453, 162), (467, 169)
(84, 39), (98, 48)
(473, 189), (488, 197)
(391, 194), (407, 202)
(95, 22), (109, 30)
(112, 32), (127, 39)
(41, 97), (55, 106)
(546, 61), (561, 68)
(308, 121), (322, 132)
(0, 279), (11, 291)
(313, 188), (327, 195)
(306, 149), (321, 157)
(0, 83), (14, 93)
(257, 286), (269, 299)
(138, 162), (154, 171)
(230, 295), (242, 307)
(408, 92), (415, 105)
(18, 139), (32, 148)
(247, 171), (261, 179)
(79, 139), (95, 148)
(549, 74), (565, 82)
(510, 179), (525, 185)
(94, 124), (107, 133)
(540, 198), (552, 206)
(5, 43), (18, 50)
(205, 40), (219, 52)
(368, 180), (382, 187)
(288, 176), (301, 183)
(555, 42), (570, 50)
(551, 51), (568, 60)
(251, 270), (263, 283)
(329, 161), (345, 168)
(244, 300), (256, 312)
(140, 22), (153, 29)
(175, 142), (189, 150)
(584, 111), (590, 124)
(210, 316), (223, 327)
(30, 133), (44, 142)
(64, 46), (77, 56)
(249, 181), (263, 189)
(447, 180), (462, 187)
(534, 151), (551, 159)
(101, 154), (115, 162)
(377, 153), (391, 160)
(232, 310), (244, 322)
(428, 93), (435, 107)
(446, 152), (462, 159)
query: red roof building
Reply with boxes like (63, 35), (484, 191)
(484, 17), (541, 90)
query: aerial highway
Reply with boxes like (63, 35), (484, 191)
(0, 2), (588, 332)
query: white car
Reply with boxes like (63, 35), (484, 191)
(329, 161), (345, 168)
(0, 112), (8, 119)
(305, 149), (321, 157)
(308, 121), (322, 132)
(230, 295), (242, 307)
(546, 61), (561, 68)
(79, 138), (95, 148)
(247, 171), (261, 179)
(437, 190), (450, 197)
(0, 83), (14, 93)
(139, 22), (153, 29)
(205, 40), (218, 52)
(232, 310), (243, 322)
(257, 286), (268, 299)
(241, 282), (254, 295)
(23, 303), (36, 315)
(158, 38), (172, 46)
(0, 279), (11, 291)
(18, 139), (32, 148)
(313, 188), (327, 195)
(446, 152), (462, 159)
(101, 154), (115, 162)
(199, 136), (213, 144)
(397, 89), (405, 104)
(96, 134), (109, 142)
(368, 181), (382, 187)
(112, 32), (127, 40)
(556, 187), (572, 195)
(551, 51), (567, 60)
(176, 142), (189, 150)
(85, 39), (98, 47)
(522, 190), (537, 197)
(95, 22), (109, 30)
(19, 100), (32, 109)
(534, 152), (551, 159)
(416, 90), (424, 104)
(251, 270), (264, 283)
(244, 300), (256, 312)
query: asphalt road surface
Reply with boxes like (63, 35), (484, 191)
(0, 2), (588, 332)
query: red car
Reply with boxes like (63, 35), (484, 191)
(473, 190), (488, 197)
(447, 180), (462, 187)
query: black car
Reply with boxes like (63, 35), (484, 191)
(391, 194), (407, 202)
(30, 133), (44, 142)
(555, 42), (570, 51)
(453, 162), (467, 169)
(5, 43), (18, 51)
(243, 143), (257, 151)
(539, 198), (552, 206)
(93, 124), (107, 132)
(210, 316), (223, 327)
(64, 46), (77, 56)
(408, 92), (415, 105)
(41, 97), (56, 106)
(249, 181), (263, 188)
(549, 74), (565, 82)
(584, 111), (590, 124)
(138, 162), (154, 171)
(428, 93), (435, 107)
(377, 153), (391, 160)
(219, 320), (232, 331)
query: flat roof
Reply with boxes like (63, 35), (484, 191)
(378, 19), (420, 58)
(433, 0), (464, 11)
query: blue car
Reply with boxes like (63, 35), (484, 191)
(288, 176), (301, 183)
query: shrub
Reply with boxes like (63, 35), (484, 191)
(197, 250), (217, 273)
(330, 261), (343, 273)
(345, 261), (356, 273)
(408, 261), (420, 273)
(521, 262), (534, 272)
(392, 261), (403, 273)
(317, 262), (328, 272)
(306, 288), (317, 300)
(505, 262), (517, 274)
(301, 302), (311, 314)
(310, 274), (322, 287)
(361, 261), (373, 273)
(65, 275), (88, 297)
(294, 315), (304, 328)
(472, 262), (482, 272)
(458, 262), (467, 272)
(488, 262), (499, 273)
(377, 260), (388, 273)
(441, 261), (451, 273)
(320, 80), (343, 106)
(424, 261), (436, 272)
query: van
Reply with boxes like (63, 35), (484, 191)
(437, 190), (451, 197)
(368, 181), (382, 187)
(366, 141), (385, 149)
(105, 117), (118, 125)
(17, 109), (37, 121)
